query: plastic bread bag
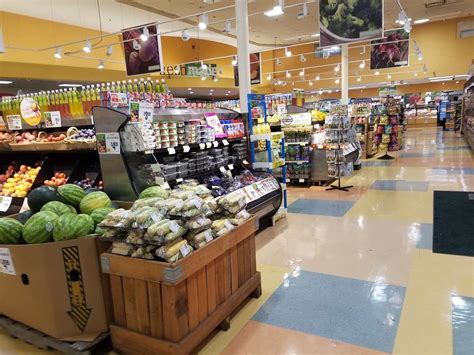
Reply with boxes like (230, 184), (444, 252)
(217, 191), (246, 214)
(125, 229), (147, 245)
(131, 245), (158, 260)
(111, 242), (135, 256)
(99, 209), (132, 228)
(131, 197), (165, 210)
(186, 215), (212, 231)
(155, 238), (193, 263)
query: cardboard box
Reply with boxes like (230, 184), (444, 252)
(0, 236), (111, 341)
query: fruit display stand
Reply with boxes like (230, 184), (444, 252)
(101, 216), (261, 355)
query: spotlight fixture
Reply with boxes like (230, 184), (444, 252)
(54, 47), (62, 59)
(387, 73), (392, 79)
(181, 30), (190, 41)
(267, 73), (272, 80)
(316, 75), (320, 81)
(232, 56), (237, 66)
(106, 46), (113, 56)
(375, 71), (380, 75)
(418, 54), (423, 61)
(300, 54), (306, 63)
(299, 69), (305, 77)
(423, 64), (427, 73)
(83, 40), (92, 53)
(456, 80), (459, 84)
(276, 58), (283, 65)
(286, 71), (291, 78)
(414, 72), (418, 77)
(140, 27), (149, 41)
(97, 60), (104, 69)
(335, 78), (340, 84)
(277, 79), (282, 85)
(201, 76), (206, 81)
(265, 0), (284, 17)
(198, 13), (208, 30)
(328, 90), (332, 93)
(188, 88), (192, 91)
(190, 91), (194, 94)
(297, 4), (308, 19)
(334, 64), (340, 72)
(213, 77), (218, 82)
(285, 47), (292, 57)
(309, 81), (313, 86)
(359, 60), (365, 69)
(357, 76), (361, 82)
(318, 90), (323, 95)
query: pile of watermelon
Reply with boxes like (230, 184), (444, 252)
(0, 184), (115, 245)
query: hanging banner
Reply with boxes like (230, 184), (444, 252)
(370, 29), (409, 69)
(234, 53), (261, 86)
(122, 24), (164, 76)
(185, 63), (218, 78)
(319, 0), (383, 47)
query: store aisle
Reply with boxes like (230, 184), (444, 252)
(202, 128), (474, 355)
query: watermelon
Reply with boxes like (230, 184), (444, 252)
(28, 186), (64, 213)
(16, 210), (33, 225)
(58, 184), (86, 207)
(23, 211), (58, 244)
(67, 205), (77, 214)
(0, 218), (24, 244)
(53, 213), (94, 241)
(139, 186), (169, 200)
(41, 201), (77, 216)
(90, 207), (115, 225)
(79, 191), (112, 215)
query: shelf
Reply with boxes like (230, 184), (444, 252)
(285, 160), (310, 164)
(250, 132), (284, 142)
(144, 137), (245, 156)
(285, 141), (309, 146)
(7, 116), (94, 131)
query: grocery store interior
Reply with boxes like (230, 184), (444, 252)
(0, 0), (473, 354)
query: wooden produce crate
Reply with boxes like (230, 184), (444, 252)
(100, 217), (261, 355)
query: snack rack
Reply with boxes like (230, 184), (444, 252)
(324, 105), (354, 192)
(349, 102), (371, 159)
(247, 94), (287, 217)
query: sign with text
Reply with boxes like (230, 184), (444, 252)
(44, 111), (62, 128)
(96, 133), (121, 154)
(234, 52), (261, 86)
(185, 63), (218, 78)
(6, 115), (22, 130)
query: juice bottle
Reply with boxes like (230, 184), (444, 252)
(132, 79), (138, 95)
(67, 88), (76, 117)
(110, 81), (117, 93)
(73, 88), (84, 116)
(146, 77), (153, 93)
(139, 78), (145, 95)
(120, 80), (127, 93)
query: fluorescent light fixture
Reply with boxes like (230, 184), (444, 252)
(140, 26), (149, 41)
(352, 86), (367, 90)
(54, 47), (62, 59)
(375, 71), (380, 75)
(199, 13), (208, 30)
(0, 80), (13, 84)
(331, 46), (339, 51)
(316, 75), (320, 80)
(455, 74), (469, 79)
(414, 18), (429, 24)
(83, 40), (91, 53)
(359, 60), (365, 69)
(285, 47), (292, 57)
(429, 76), (453, 81)
(311, 33), (320, 37)
(232, 56), (237, 66)
(265, 0), (284, 17)
(286, 71), (291, 78)
(97, 60), (104, 69)
(58, 83), (82, 87)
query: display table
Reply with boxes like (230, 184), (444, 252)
(100, 216), (261, 355)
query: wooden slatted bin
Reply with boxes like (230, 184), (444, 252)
(100, 216), (261, 355)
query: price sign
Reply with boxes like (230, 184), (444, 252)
(6, 115), (22, 130)
(96, 133), (120, 154)
(205, 230), (213, 242)
(213, 141), (219, 147)
(183, 145), (190, 153)
(206, 142), (212, 148)
(222, 139), (229, 146)
(138, 102), (155, 123)
(44, 111), (61, 128)
(0, 248), (16, 275)
(167, 147), (176, 155)
(110, 93), (128, 108)
(199, 143), (205, 150)
(277, 103), (287, 115)
(243, 160), (249, 165)
(219, 166), (227, 173)
(176, 178), (184, 183)
(0, 196), (13, 212)
(180, 244), (191, 257)
(228, 164), (234, 170)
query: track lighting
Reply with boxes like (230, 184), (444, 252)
(213, 77), (218, 82)
(387, 74), (392, 79)
(414, 72), (418, 77)
(232, 56), (237, 66)
(357, 76), (361, 82)
(277, 79), (282, 85)
(286, 71), (291, 78)
(201, 61), (208, 70)
(285, 47), (292, 57)
(54, 47), (62, 59)
(297, 4), (308, 19)
(267, 73), (272, 80)
(335, 78), (340, 84)
(309, 81), (313, 86)
(224, 21), (232, 34)
(375, 71), (380, 75)
(318, 90), (323, 95)
(140, 26), (149, 42)
(334, 64), (340, 72)
(83, 40), (91, 53)
(299, 69), (305, 77)
(316, 75), (320, 81)
(201, 75), (206, 81)
(423, 64), (427, 73)
(359, 60), (365, 69)
(265, 0), (284, 17)
(97, 60), (104, 69)
(300, 54), (306, 63)
(199, 13), (208, 30)
(418, 54), (423, 61)
(181, 30), (190, 41)
(106, 46), (113, 56)
(276, 58), (283, 65)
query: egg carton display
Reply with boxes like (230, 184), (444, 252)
(98, 182), (251, 262)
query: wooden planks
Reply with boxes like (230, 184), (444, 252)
(186, 274), (199, 331)
(147, 282), (164, 338)
(206, 261), (217, 314)
(162, 282), (189, 342)
(196, 267), (208, 323)
(109, 275), (126, 327)
(122, 277), (139, 332)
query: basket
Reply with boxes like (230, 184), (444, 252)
(9, 142), (37, 151)
(35, 131), (69, 151)
(65, 127), (97, 150)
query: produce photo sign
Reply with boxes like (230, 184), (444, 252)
(122, 24), (164, 76)
(319, 0), (383, 47)
(370, 29), (409, 69)
(234, 53), (261, 86)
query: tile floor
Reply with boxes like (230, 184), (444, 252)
(0, 128), (472, 355)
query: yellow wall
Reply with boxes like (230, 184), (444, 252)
(0, 11), (472, 94)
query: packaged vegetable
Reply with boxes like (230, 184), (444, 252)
(99, 227), (128, 241)
(111, 242), (135, 256)
(125, 206), (163, 228)
(169, 196), (204, 218)
(99, 209), (132, 228)
(187, 228), (213, 249)
(145, 219), (187, 245)
(170, 190), (195, 201)
(155, 198), (183, 216)
(186, 215), (212, 231)
(217, 191), (246, 214)
(155, 238), (193, 262)
(131, 197), (164, 210)
(125, 229), (146, 245)
(131, 245), (157, 259)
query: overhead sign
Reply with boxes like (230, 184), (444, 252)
(281, 112), (312, 127)
(122, 24), (164, 76)
(319, 0), (383, 47)
(234, 53), (261, 86)
(185, 63), (218, 78)
(371, 29), (409, 69)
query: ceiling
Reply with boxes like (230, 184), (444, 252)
(2, 0), (473, 51)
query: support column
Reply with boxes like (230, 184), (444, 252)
(235, 0), (250, 113)
(341, 44), (349, 104)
